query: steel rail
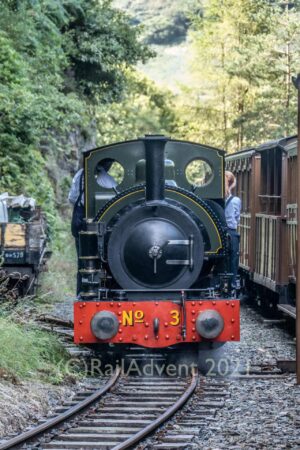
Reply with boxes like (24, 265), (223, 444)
(111, 369), (198, 450)
(0, 366), (121, 450)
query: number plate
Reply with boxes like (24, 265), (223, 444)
(4, 250), (25, 262)
(122, 309), (180, 327)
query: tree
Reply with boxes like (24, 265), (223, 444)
(96, 71), (176, 144)
(0, 0), (152, 233)
(177, 0), (300, 152)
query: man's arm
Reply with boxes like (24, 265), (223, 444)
(68, 169), (83, 205)
(97, 167), (117, 189)
(233, 197), (242, 226)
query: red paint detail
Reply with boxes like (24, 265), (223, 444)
(96, 302), (100, 307)
(74, 299), (240, 348)
(192, 301), (195, 306)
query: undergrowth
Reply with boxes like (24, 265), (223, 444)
(38, 220), (77, 306)
(0, 221), (79, 384)
(0, 317), (75, 384)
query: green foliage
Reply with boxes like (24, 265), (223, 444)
(62, 0), (153, 99)
(0, 226), (78, 383)
(107, 162), (124, 185)
(176, 0), (300, 151)
(0, 317), (72, 382)
(0, 0), (152, 236)
(185, 159), (213, 186)
(39, 220), (77, 303)
(97, 71), (176, 144)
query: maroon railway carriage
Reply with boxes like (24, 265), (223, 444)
(226, 136), (297, 319)
(285, 137), (297, 318)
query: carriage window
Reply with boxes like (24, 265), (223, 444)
(259, 148), (282, 214)
(185, 159), (213, 187)
(95, 158), (124, 188)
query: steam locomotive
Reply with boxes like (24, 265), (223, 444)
(74, 136), (240, 355)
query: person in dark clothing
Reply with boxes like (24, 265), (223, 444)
(68, 160), (116, 296)
(225, 171), (241, 290)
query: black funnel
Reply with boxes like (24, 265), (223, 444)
(143, 135), (168, 201)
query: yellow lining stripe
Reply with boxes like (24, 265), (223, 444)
(98, 189), (144, 221)
(168, 190), (222, 254)
(98, 189), (223, 254)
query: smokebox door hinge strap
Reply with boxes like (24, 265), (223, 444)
(165, 235), (194, 270)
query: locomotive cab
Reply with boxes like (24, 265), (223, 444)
(74, 136), (240, 351)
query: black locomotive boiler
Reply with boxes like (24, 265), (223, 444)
(74, 136), (240, 351)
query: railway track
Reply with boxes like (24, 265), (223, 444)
(0, 311), (291, 450)
(0, 370), (198, 450)
(142, 376), (229, 450)
(37, 315), (92, 359)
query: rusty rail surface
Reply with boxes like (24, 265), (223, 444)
(0, 367), (121, 450)
(112, 369), (198, 450)
(0, 368), (198, 450)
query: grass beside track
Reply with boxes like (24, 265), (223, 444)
(38, 224), (77, 305)
(0, 317), (73, 383)
(0, 223), (78, 384)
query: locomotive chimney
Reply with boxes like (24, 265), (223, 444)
(143, 135), (168, 201)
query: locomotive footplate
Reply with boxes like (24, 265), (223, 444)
(74, 299), (240, 348)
